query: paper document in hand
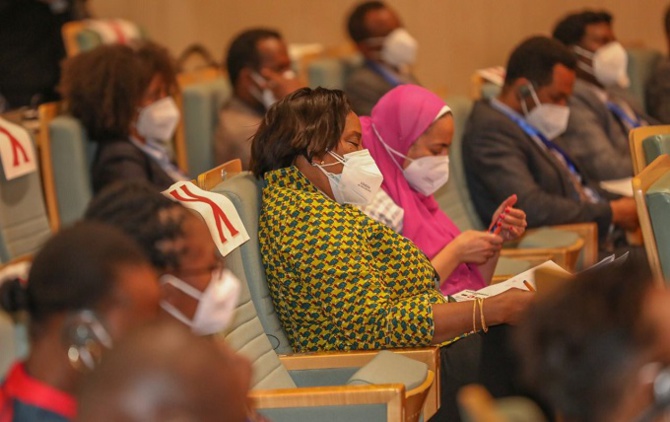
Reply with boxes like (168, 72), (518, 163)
(450, 260), (568, 302)
(599, 177), (633, 197)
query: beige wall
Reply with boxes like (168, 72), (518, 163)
(91, 0), (669, 96)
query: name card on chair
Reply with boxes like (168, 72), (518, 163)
(0, 117), (37, 181)
(163, 181), (250, 257)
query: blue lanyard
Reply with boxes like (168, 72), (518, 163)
(489, 100), (580, 175)
(366, 60), (404, 87)
(606, 101), (642, 129)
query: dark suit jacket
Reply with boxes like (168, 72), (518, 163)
(92, 139), (175, 194)
(556, 79), (640, 182)
(462, 100), (612, 237)
(343, 63), (418, 116)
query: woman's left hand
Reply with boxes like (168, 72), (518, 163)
(489, 194), (527, 242)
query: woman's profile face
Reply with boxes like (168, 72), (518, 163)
(318, 111), (363, 175)
(162, 212), (222, 320)
(403, 114), (454, 169)
(100, 263), (161, 341)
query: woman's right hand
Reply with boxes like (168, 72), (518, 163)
(451, 230), (503, 265)
(487, 288), (535, 326)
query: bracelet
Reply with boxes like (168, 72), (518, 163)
(478, 297), (489, 333)
(472, 298), (478, 333)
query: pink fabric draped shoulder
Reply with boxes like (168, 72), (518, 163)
(360, 84), (485, 295)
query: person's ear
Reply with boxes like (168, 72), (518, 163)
(513, 78), (532, 99)
(62, 310), (111, 371)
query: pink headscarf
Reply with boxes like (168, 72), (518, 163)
(360, 85), (485, 295)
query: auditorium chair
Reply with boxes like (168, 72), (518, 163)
(632, 154), (670, 282)
(211, 172), (441, 420)
(626, 47), (663, 114)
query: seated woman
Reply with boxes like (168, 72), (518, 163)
(360, 84), (527, 295)
(516, 258), (670, 422)
(84, 181), (240, 336)
(60, 42), (188, 194)
(0, 222), (160, 421)
(250, 87), (533, 421)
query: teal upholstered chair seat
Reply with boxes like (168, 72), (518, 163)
(646, 171), (670, 280)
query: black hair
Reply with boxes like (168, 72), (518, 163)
(346, 1), (387, 43)
(553, 10), (613, 46)
(515, 257), (654, 422)
(0, 222), (149, 326)
(250, 87), (352, 178)
(225, 28), (282, 87)
(504, 36), (578, 87)
(84, 181), (189, 271)
(665, 5), (670, 36)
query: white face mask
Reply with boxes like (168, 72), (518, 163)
(160, 268), (241, 336)
(372, 124), (450, 196)
(136, 96), (181, 141)
(381, 28), (418, 70)
(250, 70), (296, 110)
(574, 42), (630, 88)
(314, 149), (384, 206)
(521, 84), (570, 140)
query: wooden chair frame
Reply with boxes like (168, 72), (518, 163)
(196, 159), (243, 191)
(37, 102), (64, 232)
(629, 125), (670, 175)
(632, 154), (670, 282)
(252, 347), (439, 422)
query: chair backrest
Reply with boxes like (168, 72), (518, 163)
(626, 47), (663, 112)
(307, 55), (363, 90)
(223, 246), (297, 390)
(211, 172), (294, 354)
(632, 154), (670, 281)
(0, 131), (52, 263)
(629, 125), (670, 174)
(458, 384), (547, 422)
(433, 95), (484, 231)
(180, 76), (232, 176)
(62, 19), (145, 57)
(39, 104), (94, 230)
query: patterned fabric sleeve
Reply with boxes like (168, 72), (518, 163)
(278, 227), (437, 349)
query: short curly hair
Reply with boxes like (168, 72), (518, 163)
(60, 41), (177, 142)
(553, 10), (613, 47)
(250, 87), (352, 178)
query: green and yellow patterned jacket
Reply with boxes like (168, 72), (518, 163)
(259, 166), (449, 352)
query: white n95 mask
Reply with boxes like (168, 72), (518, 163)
(136, 96), (181, 141)
(521, 84), (570, 140)
(314, 149), (384, 206)
(372, 124), (450, 196)
(160, 268), (241, 336)
(574, 42), (630, 88)
(381, 28), (418, 70)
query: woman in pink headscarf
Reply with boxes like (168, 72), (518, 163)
(360, 85), (527, 295)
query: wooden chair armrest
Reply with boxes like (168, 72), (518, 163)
(250, 384), (405, 422)
(549, 223), (598, 268)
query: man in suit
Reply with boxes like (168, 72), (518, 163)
(553, 10), (655, 182)
(462, 36), (638, 247)
(344, 1), (419, 116)
(215, 28), (303, 169)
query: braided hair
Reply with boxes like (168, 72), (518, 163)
(84, 181), (190, 271)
